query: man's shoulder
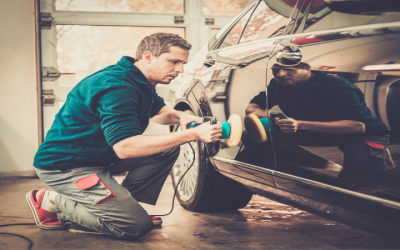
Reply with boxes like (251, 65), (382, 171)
(314, 72), (357, 90)
(78, 67), (138, 92)
(312, 72), (364, 103)
(315, 72), (347, 84)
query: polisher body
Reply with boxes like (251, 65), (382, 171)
(187, 114), (242, 148)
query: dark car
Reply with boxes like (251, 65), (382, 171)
(169, 0), (400, 241)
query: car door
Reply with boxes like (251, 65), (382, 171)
(267, 0), (400, 238)
(191, 0), (300, 188)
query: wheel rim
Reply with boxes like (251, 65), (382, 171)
(171, 126), (200, 202)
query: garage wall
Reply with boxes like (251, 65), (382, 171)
(0, 1), (39, 177)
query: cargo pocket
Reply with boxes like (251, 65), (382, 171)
(365, 142), (386, 160)
(74, 174), (116, 204)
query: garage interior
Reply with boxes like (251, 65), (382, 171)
(1, 0), (400, 249)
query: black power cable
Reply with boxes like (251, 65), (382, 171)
(0, 223), (35, 250)
(150, 142), (196, 217)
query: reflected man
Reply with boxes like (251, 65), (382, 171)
(245, 62), (392, 192)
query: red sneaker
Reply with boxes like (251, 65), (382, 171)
(386, 149), (396, 170)
(26, 189), (64, 230)
(151, 216), (162, 226)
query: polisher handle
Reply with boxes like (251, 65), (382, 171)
(203, 116), (217, 125)
(186, 116), (217, 129)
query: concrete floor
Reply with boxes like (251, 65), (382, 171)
(1, 176), (400, 250)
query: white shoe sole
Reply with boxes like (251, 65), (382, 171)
(153, 219), (162, 226)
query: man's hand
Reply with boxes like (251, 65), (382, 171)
(193, 122), (222, 142)
(275, 117), (299, 133)
(178, 112), (203, 131)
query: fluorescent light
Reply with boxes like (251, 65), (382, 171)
(363, 64), (400, 71)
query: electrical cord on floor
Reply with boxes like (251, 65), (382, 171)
(150, 141), (196, 217)
(0, 223), (35, 250)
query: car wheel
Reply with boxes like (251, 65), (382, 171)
(170, 111), (253, 212)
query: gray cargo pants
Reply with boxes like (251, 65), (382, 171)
(35, 147), (180, 240)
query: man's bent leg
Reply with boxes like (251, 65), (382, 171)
(338, 135), (390, 190)
(109, 147), (180, 205)
(35, 167), (154, 240)
(266, 131), (339, 169)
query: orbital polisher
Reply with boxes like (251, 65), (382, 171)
(244, 112), (287, 143)
(187, 114), (243, 148)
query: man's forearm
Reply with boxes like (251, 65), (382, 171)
(297, 120), (365, 134)
(113, 130), (196, 159)
(151, 106), (183, 125)
(245, 103), (268, 117)
(151, 106), (202, 126)
(113, 120), (222, 159)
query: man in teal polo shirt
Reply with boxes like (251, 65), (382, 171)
(26, 33), (222, 239)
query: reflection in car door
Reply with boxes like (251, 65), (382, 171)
(194, 0), (298, 188)
(267, 0), (400, 239)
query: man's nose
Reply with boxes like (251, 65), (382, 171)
(276, 69), (287, 77)
(176, 63), (184, 74)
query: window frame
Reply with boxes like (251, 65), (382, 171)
(210, 0), (260, 51)
(237, 0), (301, 45)
(296, 1), (400, 35)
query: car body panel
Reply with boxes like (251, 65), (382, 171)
(172, 0), (400, 241)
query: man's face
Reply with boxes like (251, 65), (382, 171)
(272, 65), (312, 87)
(147, 46), (189, 85)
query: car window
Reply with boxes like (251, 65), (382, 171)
(304, 10), (378, 33)
(301, 2), (400, 33)
(216, 4), (256, 49)
(214, 2), (257, 41)
(239, 0), (291, 44)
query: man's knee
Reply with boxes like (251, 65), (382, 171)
(166, 146), (180, 158)
(158, 146), (180, 169)
(125, 215), (154, 239)
(107, 215), (154, 240)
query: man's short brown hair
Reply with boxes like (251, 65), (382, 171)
(135, 33), (192, 60)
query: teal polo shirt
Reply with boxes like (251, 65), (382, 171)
(34, 56), (166, 170)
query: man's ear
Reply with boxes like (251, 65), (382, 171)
(142, 51), (154, 64)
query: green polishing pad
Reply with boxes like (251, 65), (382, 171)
(220, 121), (231, 139)
(260, 117), (275, 133)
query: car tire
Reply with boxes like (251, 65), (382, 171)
(170, 111), (253, 212)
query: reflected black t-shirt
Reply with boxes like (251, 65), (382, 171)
(250, 71), (389, 136)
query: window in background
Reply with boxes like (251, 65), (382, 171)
(55, 0), (184, 13)
(56, 25), (185, 86)
(203, 0), (253, 15)
(239, 1), (290, 44)
(211, 28), (220, 37)
(217, 5), (254, 49)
